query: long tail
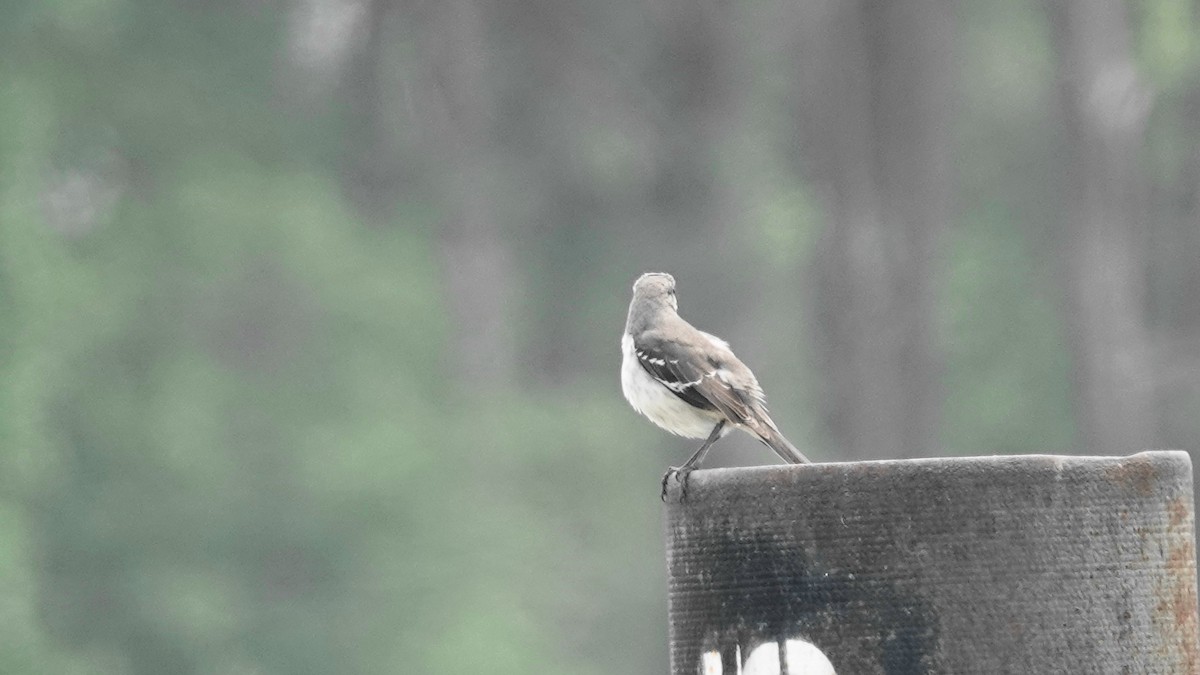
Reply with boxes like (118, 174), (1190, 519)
(744, 404), (812, 464)
(762, 427), (811, 464)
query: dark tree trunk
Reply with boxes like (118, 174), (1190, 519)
(416, 0), (520, 390)
(340, 0), (402, 217)
(648, 0), (759, 338)
(337, 0), (519, 390)
(795, 0), (956, 459)
(1045, 0), (1157, 456)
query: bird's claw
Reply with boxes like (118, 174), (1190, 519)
(660, 465), (695, 502)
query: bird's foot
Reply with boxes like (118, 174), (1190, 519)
(660, 465), (696, 502)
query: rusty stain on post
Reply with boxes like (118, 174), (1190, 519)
(1159, 494), (1199, 672)
(663, 451), (1200, 674)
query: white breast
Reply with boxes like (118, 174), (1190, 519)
(621, 333), (720, 439)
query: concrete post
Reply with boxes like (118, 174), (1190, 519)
(663, 451), (1199, 674)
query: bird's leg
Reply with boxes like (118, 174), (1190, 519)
(661, 420), (726, 501)
(682, 420), (726, 470)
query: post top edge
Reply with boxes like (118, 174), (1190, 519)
(662, 450), (1193, 503)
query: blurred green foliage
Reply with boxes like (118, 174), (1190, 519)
(0, 1), (1197, 673)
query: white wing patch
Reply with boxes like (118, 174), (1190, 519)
(639, 347), (705, 392)
(636, 350), (667, 367)
(663, 375), (704, 393)
(621, 333), (720, 439)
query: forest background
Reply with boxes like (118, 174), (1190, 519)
(2, 0), (1199, 673)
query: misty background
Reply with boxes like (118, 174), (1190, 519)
(2, 0), (1199, 673)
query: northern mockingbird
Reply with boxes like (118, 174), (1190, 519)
(621, 272), (810, 494)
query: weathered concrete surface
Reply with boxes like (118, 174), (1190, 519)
(663, 452), (1199, 674)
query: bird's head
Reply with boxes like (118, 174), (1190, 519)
(632, 272), (678, 312)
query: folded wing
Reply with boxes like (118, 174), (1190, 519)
(632, 330), (766, 428)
